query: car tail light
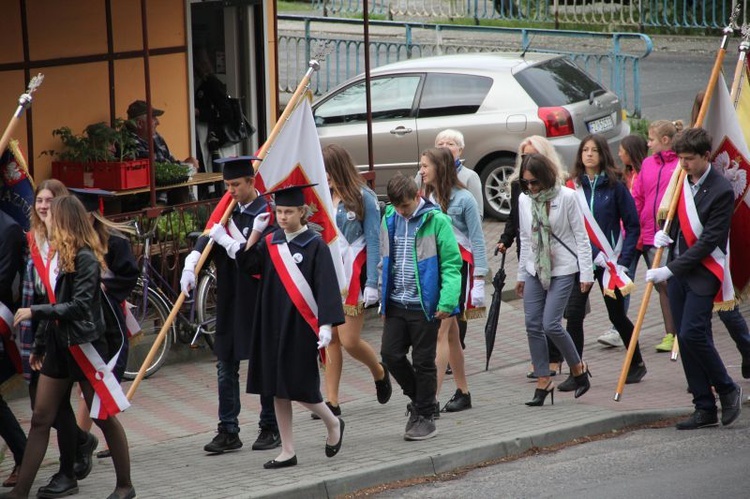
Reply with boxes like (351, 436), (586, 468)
(538, 107), (574, 137)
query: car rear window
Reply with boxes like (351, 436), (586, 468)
(417, 73), (492, 118)
(514, 58), (604, 107)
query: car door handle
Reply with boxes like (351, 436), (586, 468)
(390, 126), (413, 136)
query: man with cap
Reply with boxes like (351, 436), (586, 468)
(126, 100), (198, 169)
(180, 156), (280, 453)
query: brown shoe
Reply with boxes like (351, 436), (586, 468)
(3, 465), (20, 488)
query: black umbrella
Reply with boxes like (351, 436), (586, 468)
(485, 251), (507, 371)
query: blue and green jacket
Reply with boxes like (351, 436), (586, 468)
(379, 200), (462, 320)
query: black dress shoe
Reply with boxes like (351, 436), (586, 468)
(675, 409), (719, 430)
(325, 418), (345, 458)
(73, 432), (98, 480)
(106, 487), (136, 499)
(37, 472), (78, 498)
(719, 385), (743, 426)
(263, 455), (298, 469)
(625, 363), (647, 384)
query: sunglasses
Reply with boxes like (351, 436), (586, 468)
(520, 178), (541, 190)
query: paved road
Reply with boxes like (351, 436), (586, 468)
(375, 408), (750, 498)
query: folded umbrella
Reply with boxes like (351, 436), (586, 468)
(485, 251), (506, 371)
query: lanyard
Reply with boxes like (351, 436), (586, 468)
(587, 174), (599, 214)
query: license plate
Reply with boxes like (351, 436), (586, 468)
(587, 115), (614, 134)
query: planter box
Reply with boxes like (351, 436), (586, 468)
(52, 159), (150, 190)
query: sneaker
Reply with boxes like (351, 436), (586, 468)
(203, 431), (243, 454)
(375, 362), (393, 404)
(655, 334), (675, 352)
(557, 374), (577, 392)
(404, 415), (437, 441)
(675, 409), (719, 430)
(597, 328), (624, 348)
(251, 428), (281, 450)
(404, 403), (419, 434)
(443, 389), (472, 412)
(311, 401), (341, 420)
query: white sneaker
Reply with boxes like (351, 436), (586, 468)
(598, 328), (624, 348)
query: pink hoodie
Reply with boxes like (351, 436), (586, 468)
(631, 149), (679, 245)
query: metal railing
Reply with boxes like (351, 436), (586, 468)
(278, 15), (652, 116)
(311, 0), (748, 30)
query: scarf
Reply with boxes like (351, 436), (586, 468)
(530, 187), (559, 290)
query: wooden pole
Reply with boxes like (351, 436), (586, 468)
(613, 21), (734, 401)
(729, 40), (749, 104)
(126, 61), (321, 400)
(0, 74), (43, 158)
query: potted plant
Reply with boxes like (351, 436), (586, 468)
(46, 119), (151, 190)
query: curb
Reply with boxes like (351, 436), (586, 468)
(254, 408), (689, 499)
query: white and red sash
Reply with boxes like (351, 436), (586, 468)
(101, 268), (141, 339)
(266, 233), (326, 363)
(0, 301), (22, 373)
(31, 236), (129, 419)
(452, 226), (483, 318)
(569, 181), (634, 298)
(676, 177), (735, 310)
(339, 235), (367, 313)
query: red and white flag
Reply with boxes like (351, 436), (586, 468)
(254, 99), (346, 294)
(704, 73), (750, 296)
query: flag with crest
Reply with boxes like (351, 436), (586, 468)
(0, 139), (34, 231)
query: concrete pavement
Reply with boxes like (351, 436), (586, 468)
(1, 219), (748, 498)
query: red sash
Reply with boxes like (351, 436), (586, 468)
(29, 234), (129, 419)
(266, 233), (326, 364)
(339, 235), (367, 312)
(0, 302), (21, 373)
(452, 226), (483, 319)
(676, 177), (735, 310)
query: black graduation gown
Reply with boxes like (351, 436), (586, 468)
(101, 233), (139, 378)
(236, 227), (345, 403)
(195, 196), (270, 362)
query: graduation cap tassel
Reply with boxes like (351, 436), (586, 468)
(126, 59), (324, 401)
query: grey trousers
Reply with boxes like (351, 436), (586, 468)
(523, 273), (581, 376)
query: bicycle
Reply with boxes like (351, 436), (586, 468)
(123, 207), (218, 380)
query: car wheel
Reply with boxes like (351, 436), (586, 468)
(479, 157), (515, 221)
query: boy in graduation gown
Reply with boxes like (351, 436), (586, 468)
(235, 183), (345, 469)
(180, 157), (280, 453)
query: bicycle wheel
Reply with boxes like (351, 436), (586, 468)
(123, 282), (174, 380)
(196, 268), (218, 349)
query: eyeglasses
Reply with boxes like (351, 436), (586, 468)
(520, 178), (541, 190)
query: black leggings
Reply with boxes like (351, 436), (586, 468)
(565, 268), (643, 366)
(12, 374), (132, 497)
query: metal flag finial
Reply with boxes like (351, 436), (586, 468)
(729, 3), (742, 31)
(742, 24), (750, 42)
(310, 40), (334, 70)
(26, 73), (44, 94)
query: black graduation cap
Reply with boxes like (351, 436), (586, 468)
(214, 155), (261, 180)
(262, 183), (318, 207)
(68, 187), (115, 213)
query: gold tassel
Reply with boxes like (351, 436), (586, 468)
(343, 303), (364, 317)
(713, 299), (736, 312)
(462, 307), (486, 321)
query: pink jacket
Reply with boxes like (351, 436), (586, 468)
(631, 150), (679, 245)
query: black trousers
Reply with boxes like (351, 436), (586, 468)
(565, 268), (643, 366)
(381, 305), (439, 418)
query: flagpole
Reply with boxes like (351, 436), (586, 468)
(613, 11), (738, 401)
(730, 29), (750, 104)
(126, 59), (322, 400)
(0, 74), (44, 161)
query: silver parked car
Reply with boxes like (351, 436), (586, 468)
(312, 52), (630, 220)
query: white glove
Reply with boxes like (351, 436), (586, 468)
(593, 252), (608, 268)
(253, 212), (271, 233)
(209, 224), (241, 259)
(470, 278), (485, 307)
(653, 230), (674, 248)
(317, 324), (332, 349)
(180, 250), (201, 295)
(616, 264), (630, 276)
(646, 267), (673, 283)
(363, 286), (379, 307)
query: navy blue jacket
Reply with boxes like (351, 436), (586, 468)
(576, 173), (640, 268)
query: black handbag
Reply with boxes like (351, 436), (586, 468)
(213, 97), (255, 149)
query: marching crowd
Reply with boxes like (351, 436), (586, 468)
(1, 118), (748, 497)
